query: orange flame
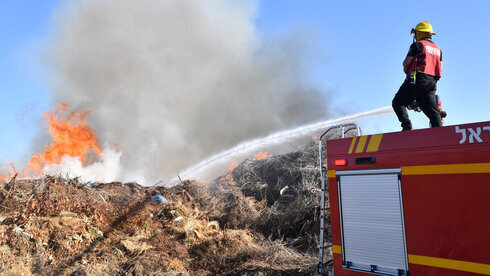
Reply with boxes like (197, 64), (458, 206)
(23, 103), (102, 175)
(0, 163), (18, 182)
(253, 152), (272, 161)
(0, 103), (103, 183)
(225, 160), (239, 180)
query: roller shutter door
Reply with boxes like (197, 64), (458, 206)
(337, 169), (408, 275)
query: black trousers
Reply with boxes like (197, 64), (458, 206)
(392, 78), (442, 130)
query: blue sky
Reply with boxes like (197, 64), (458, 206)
(0, 1), (59, 163)
(2, 0), (490, 164)
(255, 0), (490, 131)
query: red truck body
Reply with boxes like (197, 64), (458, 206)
(326, 121), (490, 275)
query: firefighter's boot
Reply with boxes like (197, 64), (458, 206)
(401, 121), (412, 131)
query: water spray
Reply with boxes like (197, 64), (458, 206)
(177, 106), (393, 181)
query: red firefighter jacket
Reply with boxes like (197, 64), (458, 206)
(407, 39), (442, 78)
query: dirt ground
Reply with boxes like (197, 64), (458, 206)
(0, 142), (333, 275)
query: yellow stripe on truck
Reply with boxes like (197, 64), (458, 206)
(365, 134), (383, 152)
(408, 254), (490, 275)
(348, 134), (383, 154)
(402, 163), (490, 175)
(329, 249), (490, 274)
(355, 136), (368, 153)
(332, 245), (342, 254)
(327, 170), (336, 178)
(348, 137), (357, 154)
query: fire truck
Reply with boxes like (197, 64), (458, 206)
(316, 121), (490, 276)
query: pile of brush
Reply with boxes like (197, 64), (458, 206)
(208, 141), (325, 254)
(0, 130), (351, 275)
(0, 176), (316, 275)
(207, 129), (351, 255)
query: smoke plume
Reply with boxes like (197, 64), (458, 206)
(43, 0), (331, 183)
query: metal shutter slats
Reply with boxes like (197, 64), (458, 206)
(339, 172), (408, 275)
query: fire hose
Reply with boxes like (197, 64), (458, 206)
(407, 95), (447, 119)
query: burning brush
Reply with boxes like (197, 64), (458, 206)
(0, 104), (120, 183)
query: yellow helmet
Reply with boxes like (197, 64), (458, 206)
(411, 21), (436, 35)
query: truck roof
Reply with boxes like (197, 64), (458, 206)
(326, 121), (490, 170)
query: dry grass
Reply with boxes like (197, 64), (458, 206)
(0, 176), (321, 275)
(0, 138), (345, 275)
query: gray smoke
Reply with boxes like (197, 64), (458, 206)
(43, 0), (331, 182)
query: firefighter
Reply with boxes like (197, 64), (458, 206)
(392, 21), (443, 131)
